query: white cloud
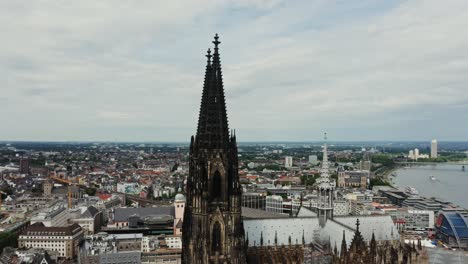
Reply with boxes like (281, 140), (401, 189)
(0, 0), (467, 141)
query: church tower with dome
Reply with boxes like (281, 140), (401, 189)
(174, 189), (186, 236)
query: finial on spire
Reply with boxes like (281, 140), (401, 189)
(356, 218), (360, 231)
(213, 33), (221, 48)
(206, 48), (212, 63)
(324, 132), (327, 141)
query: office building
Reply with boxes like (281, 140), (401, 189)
(242, 192), (266, 210)
(431, 139), (438, 158)
(19, 157), (30, 174)
(30, 203), (70, 227)
(285, 156), (293, 168)
(389, 209), (435, 231)
(19, 222), (84, 259)
(265, 195), (284, 214)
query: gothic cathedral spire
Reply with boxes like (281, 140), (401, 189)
(317, 132), (336, 227)
(182, 34), (247, 264)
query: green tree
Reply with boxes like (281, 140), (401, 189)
(369, 177), (391, 189)
(301, 173), (320, 186)
(85, 187), (97, 196)
(0, 232), (17, 252)
(371, 155), (395, 167)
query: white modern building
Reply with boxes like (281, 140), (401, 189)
(389, 209), (435, 231)
(30, 203), (70, 227)
(408, 148), (429, 160)
(431, 139), (438, 158)
(285, 156), (293, 168)
(266, 195), (284, 214)
(116, 182), (141, 195)
(165, 235), (182, 249)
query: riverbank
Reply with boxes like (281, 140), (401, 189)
(393, 163), (468, 208)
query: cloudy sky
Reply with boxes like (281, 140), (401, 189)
(1, 0), (467, 142)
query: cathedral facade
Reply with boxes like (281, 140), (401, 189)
(182, 34), (247, 264)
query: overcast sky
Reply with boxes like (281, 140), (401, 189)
(1, 0), (467, 142)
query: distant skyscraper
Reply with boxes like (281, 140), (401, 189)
(431, 139), (438, 158)
(414, 148), (420, 160)
(19, 156), (30, 174)
(285, 156), (293, 168)
(408, 150), (414, 159)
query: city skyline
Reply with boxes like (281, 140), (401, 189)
(2, 0), (468, 142)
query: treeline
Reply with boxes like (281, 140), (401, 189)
(0, 232), (17, 252)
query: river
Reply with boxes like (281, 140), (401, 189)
(392, 163), (468, 208)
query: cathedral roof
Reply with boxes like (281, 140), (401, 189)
(333, 215), (399, 242)
(244, 214), (399, 254)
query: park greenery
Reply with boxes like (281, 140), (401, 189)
(85, 187), (97, 196)
(369, 177), (392, 189)
(0, 232), (17, 252)
(301, 173), (320, 186)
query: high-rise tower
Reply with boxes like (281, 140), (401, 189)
(182, 34), (247, 264)
(431, 139), (438, 158)
(317, 133), (335, 227)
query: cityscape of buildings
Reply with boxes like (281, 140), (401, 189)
(0, 35), (467, 264)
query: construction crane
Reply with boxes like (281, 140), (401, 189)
(49, 176), (79, 209)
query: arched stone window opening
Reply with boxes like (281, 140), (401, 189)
(212, 171), (222, 200)
(212, 221), (222, 252)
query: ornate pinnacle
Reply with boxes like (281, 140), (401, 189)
(206, 48), (212, 64)
(213, 33), (221, 49)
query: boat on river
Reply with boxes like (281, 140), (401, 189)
(405, 186), (419, 195)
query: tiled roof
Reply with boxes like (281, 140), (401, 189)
(22, 222), (83, 237)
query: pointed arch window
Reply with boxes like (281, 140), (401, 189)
(212, 221), (222, 252)
(212, 171), (221, 200)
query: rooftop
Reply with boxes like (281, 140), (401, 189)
(113, 207), (174, 222)
(21, 222), (83, 237)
